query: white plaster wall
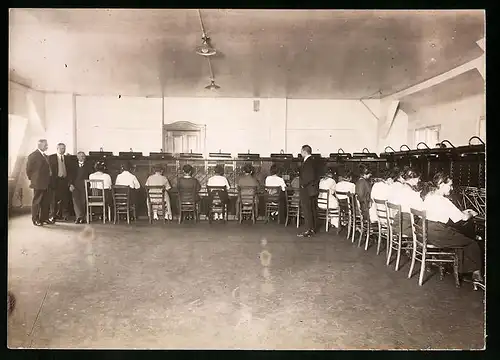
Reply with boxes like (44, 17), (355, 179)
(45, 93), (75, 154)
(163, 97), (286, 157)
(286, 99), (378, 154)
(408, 94), (485, 147)
(75, 95), (163, 154)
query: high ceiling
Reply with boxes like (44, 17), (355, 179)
(9, 9), (485, 99)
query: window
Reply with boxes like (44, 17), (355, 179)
(415, 125), (440, 148)
(8, 115), (28, 177)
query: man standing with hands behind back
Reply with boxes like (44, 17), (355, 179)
(69, 151), (93, 224)
(297, 145), (319, 238)
(49, 143), (72, 222)
(26, 139), (53, 226)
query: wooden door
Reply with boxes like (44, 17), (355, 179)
(166, 131), (201, 154)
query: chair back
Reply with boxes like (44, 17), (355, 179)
(85, 179), (105, 204)
(285, 187), (300, 208)
(317, 188), (329, 210)
(353, 193), (363, 219)
(373, 199), (389, 225)
(409, 208), (427, 249)
(146, 185), (165, 204)
(386, 202), (402, 240)
(239, 186), (257, 205)
(112, 185), (131, 209)
(347, 192), (356, 217)
(207, 185), (227, 204)
(178, 185), (198, 204)
(265, 186), (282, 204)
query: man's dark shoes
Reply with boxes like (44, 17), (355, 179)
(75, 218), (83, 224)
(33, 220), (43, 226)
(43, 218), (55, 224)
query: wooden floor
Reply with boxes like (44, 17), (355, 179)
(8, 215), (485, 349)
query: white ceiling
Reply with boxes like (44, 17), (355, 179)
(9, 9), (485, 99)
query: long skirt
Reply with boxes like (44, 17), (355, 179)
(427, 221), (482, 274)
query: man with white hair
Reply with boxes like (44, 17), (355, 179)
(26, 139), (52, 226)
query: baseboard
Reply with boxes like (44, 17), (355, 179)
(8, 206), (32, 218)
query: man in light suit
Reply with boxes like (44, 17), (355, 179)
(297, 145), (319, 237)
(48, 143), (72, 221)
(26, 139), (53, 226)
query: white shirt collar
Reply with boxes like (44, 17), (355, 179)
(38, 148), (46, 155)
(303, 154), (311, 162)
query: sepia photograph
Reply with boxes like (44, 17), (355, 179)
(8, 8), (485, 350)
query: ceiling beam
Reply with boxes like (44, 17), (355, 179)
(384, 55), (484, 101)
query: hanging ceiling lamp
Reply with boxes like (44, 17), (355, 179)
(195, 10), (217, 57)
(204, 58), (220, 90)
(205, 79), (220, 90)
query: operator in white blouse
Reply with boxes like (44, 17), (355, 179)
(318, 167), (339, 227)
(115, 162), (141, 189)
(265, 164), (287, 191)
(335, 170), (356, 200)
(369, 167), (399, 222)
(386, 167), (423, 237)
(421, 172), (483, 284)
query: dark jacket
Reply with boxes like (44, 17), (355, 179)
(299, 156), (319, 197)
(26, 150), (51, 190)
(68, 158), (93, 188)
(355, 177), (372, 213)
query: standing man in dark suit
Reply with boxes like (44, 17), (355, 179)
(26, 139), (53, 226)
(297, 145), (319, 237)
(48, 143), (72, 222)
(69, 151), (92, 224)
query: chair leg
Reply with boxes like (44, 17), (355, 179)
(325, 214), (329, 233)
(386, 240), (393, 266)
(296, 211), (300, 228)
(408, 243), (417, 278)
(127, 208), (130, 225)
(86, 206), (90, 224)
(178, 210), (182, 224)
(395, 240), (402, 271)
(347, 214), (351, 239)
(114, 206), (117, 224)
(102, 205), (106, 224)
(376, 225), (382, 255)
(418, 255), (426, 286)
(357, 221), (364, 247)
(364, 222), (370, 251)
(453, 253), (461, 288)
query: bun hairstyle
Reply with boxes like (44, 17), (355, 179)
(121, 162), (131, 172)
(182, 164), (194, 175)
(270, 164), (278, 176)
(419, 171), (452, 200)
(214, 164), (225, 176)
(358, 164), (372, 178)
(401, 167), (421, 181)
(153, 165), (163, 173)
(94, 161), (106, 172)
(243, 163), (254, 174)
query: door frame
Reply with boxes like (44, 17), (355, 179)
(163, 121), (207, 155)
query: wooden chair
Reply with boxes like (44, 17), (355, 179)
(207, 185), (228, 223)
(238, 186), (257, 224)
(112, 185), (136, 225)
(335, 191), (351, 238)
(264, 186), (282, 224)
(285, 187), (300, 228)
(84, 179), (111, 224)
(408, 208), (461, 287)
(346, 193), (357, 243)
(353, 194), (371, 248)
(145, 185), (166, 224)
(386, 202), (413, 271)
(178, 186), (199, 224)
(373, 199), (390, 255)
(317, 189), (340, 234)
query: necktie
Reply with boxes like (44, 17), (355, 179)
(58, 155), (67, 177)
(43, 153), (53, 177)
